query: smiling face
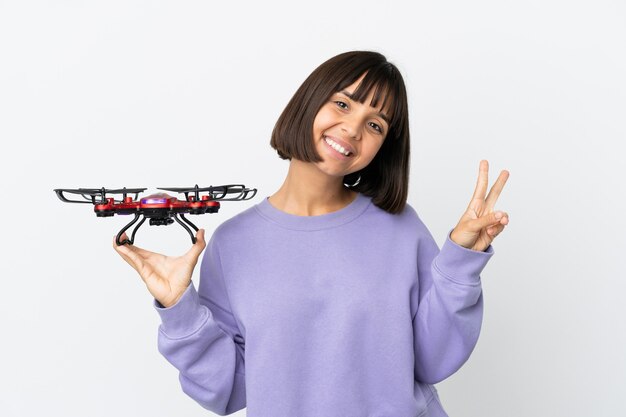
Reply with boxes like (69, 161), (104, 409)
(311, 72), (392, 179)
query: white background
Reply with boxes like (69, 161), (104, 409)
(1, 1), (624, 416)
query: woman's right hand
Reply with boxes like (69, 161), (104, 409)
(112, 229), (207, 308)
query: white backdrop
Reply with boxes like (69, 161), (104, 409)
(1, 1), (624, 416)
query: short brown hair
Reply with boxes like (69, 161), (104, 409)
(270, 50), (410, 214)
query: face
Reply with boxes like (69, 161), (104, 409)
(311, 72), (391, 179)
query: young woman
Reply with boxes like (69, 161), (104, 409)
(114, 50), (510, 417)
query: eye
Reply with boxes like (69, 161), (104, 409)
(369, 122), (384, 134)
(334, 100), (348, 109)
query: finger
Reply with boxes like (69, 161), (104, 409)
(112, 236), (136, 268)
(487, 226), (504, 239)
(183, 229), (207, 263)
(112, 232), (131, 248)
(125, 242), (152, 258)
(113, 235), (145, 271)
(116, 248), (139, 272)
(484, 169), (510, 212)
(470, 160), (489, 203)
(474, 210), (508, 231)
(487, 223), (505, 237)
(112, 232), (153, 258)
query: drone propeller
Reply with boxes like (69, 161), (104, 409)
(157, 184), (257, 202)
(54, 187), (147, 204)
(106, 188), (148, 194)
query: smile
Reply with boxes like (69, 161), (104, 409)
(323, 136), (353, 157)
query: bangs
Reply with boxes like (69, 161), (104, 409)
(337, 66), (402, 130)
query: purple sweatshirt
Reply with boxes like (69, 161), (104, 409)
(154, 192), (494, 416)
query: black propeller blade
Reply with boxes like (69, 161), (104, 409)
(157, 184), (257, 201)
(53, 187), (147, 204)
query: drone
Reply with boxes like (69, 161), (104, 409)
(53, 184), (257, 246)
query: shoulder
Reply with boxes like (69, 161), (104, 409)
(366, 197), (424, 228)
(211, 203), (260, 243)
(400, 202), (430, 232)
(358, 197), (433, 242)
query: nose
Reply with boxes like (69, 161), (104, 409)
(341, 116), (361, 140)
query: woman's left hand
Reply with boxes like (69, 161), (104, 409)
(450, 160), (510, 252)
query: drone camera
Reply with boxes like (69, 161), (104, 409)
(150, 218), (175, 226)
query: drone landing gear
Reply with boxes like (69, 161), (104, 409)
(172, 213), (199, 245)
(116, 213), (146, 246)
(115, 212), (199, 246)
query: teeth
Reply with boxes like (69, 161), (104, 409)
(324, 136), (351, 156)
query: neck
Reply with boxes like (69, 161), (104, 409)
(268, 159), (358, 216)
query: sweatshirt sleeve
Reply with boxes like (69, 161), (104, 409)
(412, 216), (494, 385)
(153, 231), (246, 415)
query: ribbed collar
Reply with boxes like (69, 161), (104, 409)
(254, 192), (372, 231)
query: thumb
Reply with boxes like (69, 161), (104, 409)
(474, 211), (504, 231)
(184, 229), (207, 262)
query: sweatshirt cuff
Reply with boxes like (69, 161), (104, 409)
(433, 228), (495, 285)
(153, 281), (208, 338)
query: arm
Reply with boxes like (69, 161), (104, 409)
(412, 218), (494, 385)
(154, 231), (246, 415)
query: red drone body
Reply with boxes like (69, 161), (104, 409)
(94, 193), (220, 216)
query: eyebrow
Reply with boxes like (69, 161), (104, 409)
(339, 90), (391, 125)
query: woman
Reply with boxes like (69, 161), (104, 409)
(114, 50), (510, 416)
